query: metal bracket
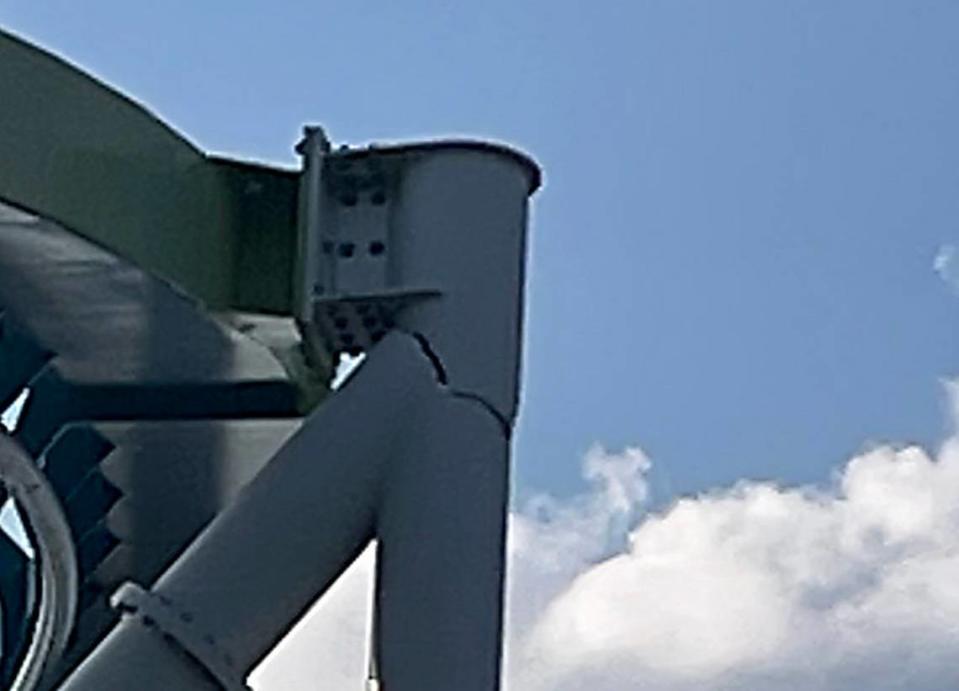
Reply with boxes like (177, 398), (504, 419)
(294, 127), (540, 422)
(295, 128), (441, 362)
(111, 582), (250, 691)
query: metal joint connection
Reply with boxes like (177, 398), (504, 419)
(295, 126), (540, 423)
(110, 582), (250, 691)
(296, 127), (441, 362)
(55, 125), (540, 691)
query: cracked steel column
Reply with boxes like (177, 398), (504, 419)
(372, 144), (537, 690)
(60, 138), (539, 691)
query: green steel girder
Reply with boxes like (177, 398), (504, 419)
(0, 28), (299, 315)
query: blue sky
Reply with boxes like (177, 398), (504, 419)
(3, 1), (959, 503)
(6, 4), (959, 689)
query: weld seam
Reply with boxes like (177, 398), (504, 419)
(450, 390), (513, 440)
(410, 332), (449, 385)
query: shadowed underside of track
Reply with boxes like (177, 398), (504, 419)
(0, 201), (307, 688)
(0, 29), (322, 687)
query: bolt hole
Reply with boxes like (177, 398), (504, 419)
(334, 317), (349, 330)
(371, 191), (387, 205)
(340, 193), (358, 207)
(362, 316), (378, 329)
(338, 243), (356, 258)
(369, 241), (386, 256)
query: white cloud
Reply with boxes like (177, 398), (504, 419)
(251, 421), (959, 691)
(514, 441), (959, 691)
(505, 445), (650, 646)
(934, 244), (959, 293)
(249, 543), (377, 690)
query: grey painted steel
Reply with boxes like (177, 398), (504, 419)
(156, 335), (432, 668)
(0, 199), (306, 687)
(110, 583), (250, 690)
(61, 333), (511, 691)
(389, 145), (534, 424)
(41, 420), (299, 683)
(375, 392), (510, 689)
(0, 201), (298, 455)
(0, 434), (78, 691)
(294, 127), (330, 323)
(298, 137), (538, 422)
(61, 140), (538, 690)
(88, 420), (300, 586)
(292, 128), (336, 377)
(61, 333), (433, 688)
(62, 618), (222, 691)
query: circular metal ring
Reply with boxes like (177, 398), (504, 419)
(0, 432), (78, 691)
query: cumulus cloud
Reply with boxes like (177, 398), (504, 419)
(251, 421), (959, 690)
(514, 440), (959, 690)
(505, 444), (651, 645)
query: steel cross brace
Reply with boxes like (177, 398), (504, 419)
(59, 136), (539, 690)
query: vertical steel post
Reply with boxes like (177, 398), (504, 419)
(373, 145), (535, 690)
(375, 393), (510, 690)
(58, 139), (539, 690)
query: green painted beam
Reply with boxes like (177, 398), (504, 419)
(0, 29), (298, 314)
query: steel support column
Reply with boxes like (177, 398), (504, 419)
(59, 137), (539, 691)
(59, 334), (433, 689)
